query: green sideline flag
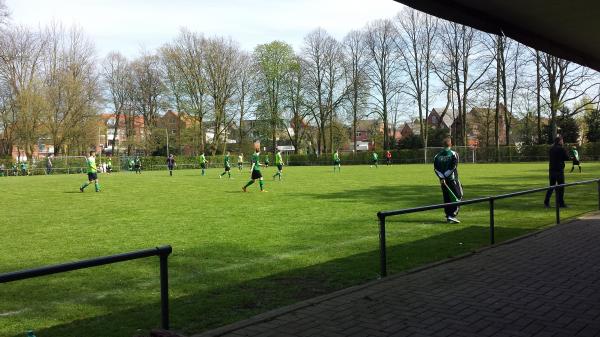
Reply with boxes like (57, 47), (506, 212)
(443, 182), (459, 202)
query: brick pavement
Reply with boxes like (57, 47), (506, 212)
(193, 214), (600, 337)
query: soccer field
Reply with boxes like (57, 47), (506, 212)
(1, 162), (599, 337)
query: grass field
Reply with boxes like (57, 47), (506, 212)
(1, 162), (599, 337)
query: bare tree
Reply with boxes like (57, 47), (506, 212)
(43, 23), (99, 155)
(342, 29), (370, 154)
(435, 22), (493, 146)
(235, 51), (255, 152)
(203, 37), (240, 154)
(102, 51), (131, 156)
(284, 56), (310, 154)
(163, 29), (208, 152)
(0, 0), (9, 26)
(539, 53), (599, 139)
(395, 8), (438, 149)
(130, 53), (166, 154)
(0, 25), (46, 158)
(363, 19), (401, 150)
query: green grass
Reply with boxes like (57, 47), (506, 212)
(1, 162), (599, 337)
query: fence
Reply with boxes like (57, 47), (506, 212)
(376, 179), (600, 277)
(0, 245), (173, 330)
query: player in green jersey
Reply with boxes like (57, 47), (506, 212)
(370, 151), (379, 168)
(570, 146), (582, 173)
(220, 152), (232, 178)
(333, 150), (341, 173)
(433, 138), (462, 223)
(200, 153), (208, 176)
(80, 151), (100, 192)
(243, 148), (266, 192)
(273, 149), (284, 180)
(264, 153), (270, 167)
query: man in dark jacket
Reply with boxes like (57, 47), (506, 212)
(544, 136), (571, 208)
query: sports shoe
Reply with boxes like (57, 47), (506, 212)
(447, 216), (460, 224)
(79, 187), (84, 193)
(544, 203), (550, 208)
(559, 204), (568, 208)
(242, 187), (247, 192)
(261, 190), (268, 192)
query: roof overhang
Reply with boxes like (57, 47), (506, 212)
(394, 0), (600, 72)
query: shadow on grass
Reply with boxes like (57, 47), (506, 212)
(10, 225), (533, 337)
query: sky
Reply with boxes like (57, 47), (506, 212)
(5, 0), (404, 58)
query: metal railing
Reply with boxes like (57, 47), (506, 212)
(0, 245), (173, 330)
(376, 179), (600, 277)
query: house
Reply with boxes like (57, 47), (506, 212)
(427, 108), (458, 129)
(99, 113), (146, 154)
(10, 139), (54, 161)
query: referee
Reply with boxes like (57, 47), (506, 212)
(544, 136), (570, 208)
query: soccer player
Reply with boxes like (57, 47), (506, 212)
(166, 154), (176, 176)
(107, 157), (113, 174)
(570, 146), (582, 173)
(273, 149), (284, 180)
(385, 150), (392, 166)
(242, 148), (266, 192)
(237, 153), (244, 171)
(220, 151), (232, 179)
(370, 151), (379, 168)
(20, 161), (28, 176)
(264, 153), (270, 167)
(80, 151), (100, 192)
(333, 150), (341, 173)
(200, 152), (208, 176)
(134, 156), (142, 174)
(46, 155), (53, 175)
(434, 137), (463, 224)
(544, 136), (570, 208)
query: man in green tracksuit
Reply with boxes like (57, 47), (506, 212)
(433, 138), (462, 223)
(333, 150), (341, 173)
(570, 146), (581, 173)
(273, 149), (284, 180)
(243, 149), (266, 192)
(220, 152), (232, 178)
(200, 153), (208, 176)
(80, 151), (100, 192)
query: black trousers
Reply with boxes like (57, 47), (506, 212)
(544, 171), (565, 206)
(441, 179), (463, 217)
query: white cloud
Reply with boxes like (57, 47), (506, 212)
(5, 0), (404, 57)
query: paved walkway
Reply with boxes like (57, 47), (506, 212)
(194, 214), (600, 337)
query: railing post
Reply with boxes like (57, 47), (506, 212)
(555, 185), (560, 224)
(597, 180), (600, 211)
(159, 252), (170, 330)
(489, 198), (495, 245)
(378, 213), (387, 278)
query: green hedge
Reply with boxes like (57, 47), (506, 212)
(2, 143), (599, 176)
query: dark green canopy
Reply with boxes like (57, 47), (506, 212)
(394, 0), (600, 71)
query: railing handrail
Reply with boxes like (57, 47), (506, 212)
(0, 245), (173, 330)
(378, 179), (600, 218)
(0, 245), (172, 283)
(376, 178), (600, 278)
